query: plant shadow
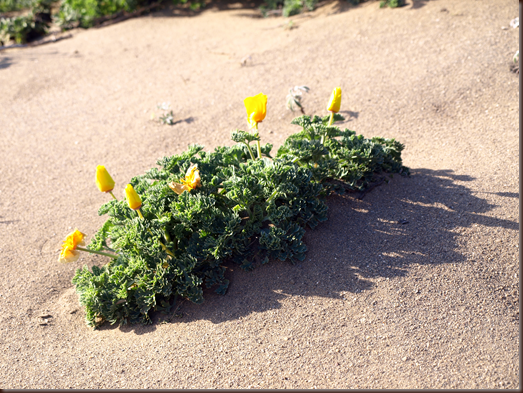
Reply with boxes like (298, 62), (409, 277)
(173, 116), (195, 125)
(101, 168), (516, 334)
(0, 56), (13, 69)
(338, 110), (359, 122)
(152, 167), (516, 327)
(409, 0), (432, 10)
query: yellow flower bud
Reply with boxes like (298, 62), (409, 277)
(95, 165), (115, 193)
(125, 184), (142, 210)
(58, 229), (85, 263)
(327, 87), (342, 113)
(244, 93), (267, 129)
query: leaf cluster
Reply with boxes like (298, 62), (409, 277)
(0, 0), (51, 44)
(74, 116), (408, 328)
(277, 114), (409, 193)
(260, 0), (317, 17)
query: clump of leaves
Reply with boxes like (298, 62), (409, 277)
(277, 114), (409, 193)
(72, 112), (408, 328)
(380, 0), (405, 8)
(260, 0), (317, 17)
(57, 0), (204, 29)
(0, 0), (34, 13)
(0, 0), (52, 44)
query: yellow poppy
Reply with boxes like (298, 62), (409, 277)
(168, 164), (201, 195)
(95, 165), (115, 193)
(58, 229), (85, 263)
(181, 164), (201, 190)
(327, 87), (342, 113)
(125, 184), (142, 210)
(244, 93), (267, 129)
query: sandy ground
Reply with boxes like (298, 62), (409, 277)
(0, 0), (519, 389)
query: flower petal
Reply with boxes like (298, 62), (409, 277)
(168, 182), (191, 195)
(244, 93), (267, 127)
(327, 87), (342, 113)
(58, 246), (80, 263)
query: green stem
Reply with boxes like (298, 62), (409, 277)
(266, 188), (279, 203)
(136, 208), (175, 257)
(256, 140), (262, 160)
(328, 111), (334, 126)
(163, 229), (171, 243)
(77, 246), (118, 259)
(155, 214), (172, 243)
(254, 123), (262, 160)
(321, 112), (335, 145)
(109, 191), (118, 201)
(159, 241), (175, 257)
(291, 157), (303, 165)
(245, 142), (256, 161)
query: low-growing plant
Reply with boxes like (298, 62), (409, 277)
(286, 85), (309, 114)
(57, 0), (203, 29)
(260, 0), (317, 18)
(0, 0), (51, 44)
(379, 0), (405, 8)
(0, 0), (34, 13)
(58, 0), (138, 28)
(59, 88), (409, 328)
(152, 102), (175, 125)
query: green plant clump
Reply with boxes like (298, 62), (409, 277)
(57, 0), (202, 29)
(379, 0), (405, 8)
(0, 0), (51, 44)
(0, 0), (34, 13)
(73, 113), (408, 328)
(260, 0), (317, 17)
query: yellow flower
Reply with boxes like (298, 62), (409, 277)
(58, 229), (85, 263)
(125, 184), (142, 210)
(181, 164), (201, 190)
(168, 164), (201, 195)
(244, 93), (267, 129)
(95, 165), (115, 193)
(327, 87), (342, 113)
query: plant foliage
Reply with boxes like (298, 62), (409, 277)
(0, 0), (51, 44)
(73, 113), (408, 328)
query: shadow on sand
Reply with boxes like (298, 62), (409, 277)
(100, 167), (517, 334)
(0, 56), (13, 69)
(140, 0), (436, 21)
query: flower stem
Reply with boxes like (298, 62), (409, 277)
(328, 111), (334, 126)
(254, 123), (262, 160)
(321, 112), (334, 145)
(77, 246), (118, 259)
(159, 242), (175, 257)
(257, 140), (262, 160)
(163, 229), (171, 243)
(109, 191), (118, 201)
(266, 188), (279, 203)
(136, 208), (175, 257)
(245, 143), (256, 161)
